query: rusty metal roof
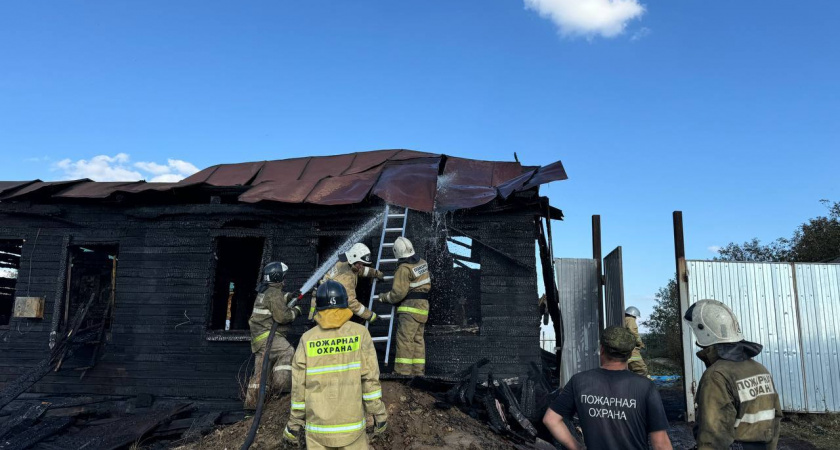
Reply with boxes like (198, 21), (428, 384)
(0, 149), (567, 212)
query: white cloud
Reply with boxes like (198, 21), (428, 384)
(708, 245), (722, 253)
(53, 153), (200, 182)
(55, 153), (143, 181)
(166, 159), (200, 176)
(134, 161), (171, 175)
(149, 173), (185, 183)
(524, 0), (645, 38)
(631, 26), (651, 41)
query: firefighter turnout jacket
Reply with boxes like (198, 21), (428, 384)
(309, 261), (384, 321)
(624, 315), (649, 377)
(694, 341), (782, 450)
(245, 283), (300, 408)
(380, 256), (431, 375)
(379, 257), (431, 320)
(248, 283), (299, 353)
(286, 308), (388, 448)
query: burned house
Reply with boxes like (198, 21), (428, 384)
(0, 150), (565, 402)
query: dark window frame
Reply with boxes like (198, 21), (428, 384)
(205, 230), (272, 342)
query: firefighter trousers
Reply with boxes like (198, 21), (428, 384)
(394, 313), (425, 376)
(305, 432), (368, 450)
(628, 348), (649, 377)
(244, 335), (294, 409)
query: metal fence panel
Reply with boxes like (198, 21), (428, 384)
(555, 258), (600, 386)
(685, 261), (807, 412)
(795, 263), (840, 412)
(604, 246), (625, 328)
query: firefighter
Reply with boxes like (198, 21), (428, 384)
(378, 237), (431, 376)
(624, 306), (649, 377)
(284, 280), (388, 450)
(684, 299), (782, 450)
(245, 262), (302, 410)
(308, 243), (385, 323)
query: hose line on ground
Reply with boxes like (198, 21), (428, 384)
(240, 320), (278, 450)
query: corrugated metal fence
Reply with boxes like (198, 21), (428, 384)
(556, 258), (600, 386)
(683, 260), (840, 414)
(604, 247), (626, 328)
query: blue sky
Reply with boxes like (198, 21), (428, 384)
(1, 1), (838, 329)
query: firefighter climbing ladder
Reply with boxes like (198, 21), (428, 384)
(366, 204), (409, 364)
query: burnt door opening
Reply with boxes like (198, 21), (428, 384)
(210, 237), (265, 330)
(64, 245), (118, 333)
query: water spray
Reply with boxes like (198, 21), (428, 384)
(289, 212), (385, 307)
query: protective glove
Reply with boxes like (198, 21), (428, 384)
(377, 293), (388, 303)
(376, 271), (386, 281)
(292, 306), (302, 318)
(374, 420), (387, 436)
(283, 426), (301, 448)
(287, 290), (302, 302)
(369, 312), (379, 323)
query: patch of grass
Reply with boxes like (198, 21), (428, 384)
(646, 358), (681, 377)
(781, 413), (840, 450)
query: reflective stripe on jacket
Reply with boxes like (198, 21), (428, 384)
(694, 344), (782, 450)
(308, 261), (383, 320)
(287, 315), (387, 447)
(248, 284), (297, 353)
(380, 258), (431, 323)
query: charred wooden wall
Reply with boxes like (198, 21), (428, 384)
(407, 209), (541, 379)
(0, 200), (540, 400)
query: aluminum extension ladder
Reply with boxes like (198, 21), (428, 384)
(365, 204), (408, 364)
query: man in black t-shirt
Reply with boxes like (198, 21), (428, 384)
(543, 326), (672, 450)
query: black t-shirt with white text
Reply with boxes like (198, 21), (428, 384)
(550, 368), (669, 450)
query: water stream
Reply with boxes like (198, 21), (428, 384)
(296, 212), (385, 297)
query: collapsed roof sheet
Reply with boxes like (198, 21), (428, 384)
(0, 149), (568, 212)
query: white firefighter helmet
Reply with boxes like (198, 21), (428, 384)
(683, 299), (744, 347)
(345, 243), (372, 265)
(392, 236), (415, 259)
(625, 306), (641, 318)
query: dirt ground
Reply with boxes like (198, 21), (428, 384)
(173, 381), (516, 450)
(172, 379), (839, 450)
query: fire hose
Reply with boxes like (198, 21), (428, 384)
(240, 320), (278, 450)
(240, 292), (307, 450)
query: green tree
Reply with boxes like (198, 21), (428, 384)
(789, 200), (840, 262)
(643, 278), (683, 366)
(715, 238), (791, 262)
(715, 200), (840, 263)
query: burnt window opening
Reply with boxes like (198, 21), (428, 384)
(64, 245), (118, 333)
(447, 237), (480, 270)
(210, 237), (265, 331)
(316, 235), (344, 269)
(0, 239), (24, 326)
(423, 235), (481, 329)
